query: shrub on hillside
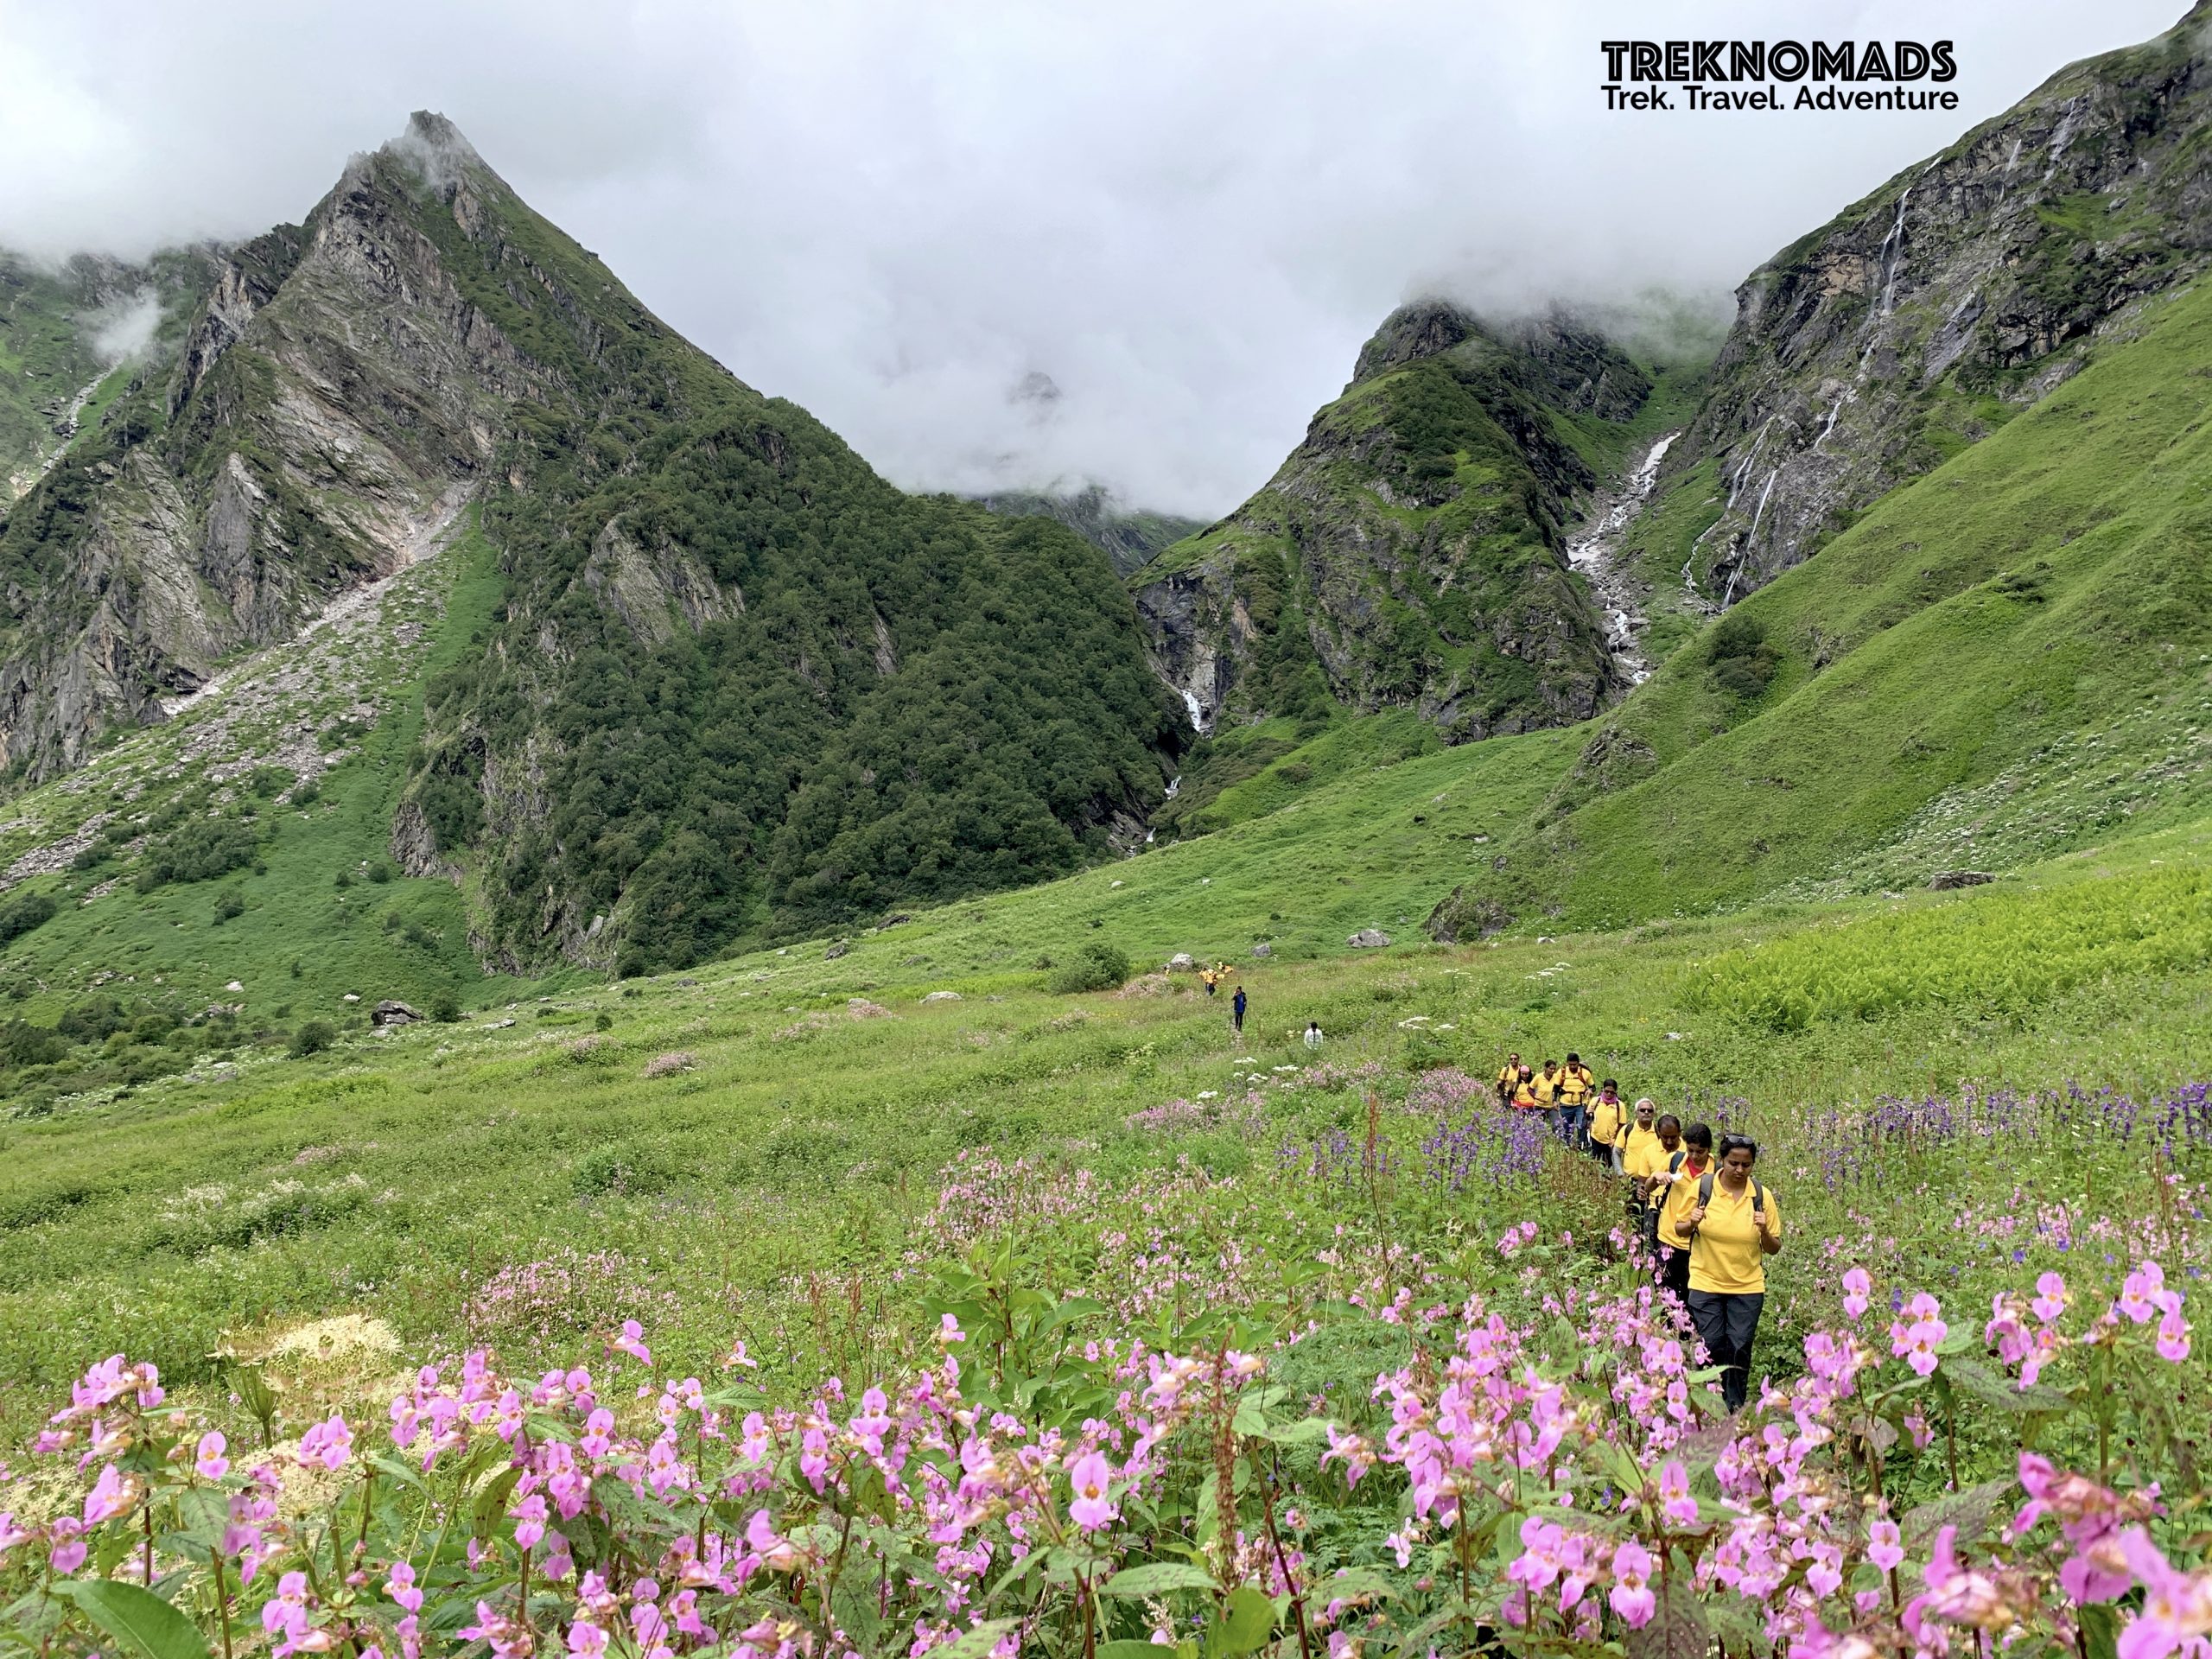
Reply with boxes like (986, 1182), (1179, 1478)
(1048, 940), (1132, 994)
(1707, 610), (1784, 700)
(289, 1020), (335, 1058)
(135, 818), (260, 890)
(0, 888), (57, 945)
(571, 1144), (669, 1198)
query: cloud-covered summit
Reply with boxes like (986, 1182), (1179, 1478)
(0, 0), (2183, 516)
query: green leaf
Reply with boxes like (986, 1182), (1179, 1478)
(1102, 1562), (1221, 1598)
(371, 1453), (429, 1493)
(1100, 1644), (1172, 1659)
(1902, 1478), (2014, 1552)
(2081, 1603), (2120, 1659)
(56, 1580), (212, 1659)
(1208, 1587), (1274, 1659)
(471, 1464), (522, 1541)
(1230, 1395), (1271, 1439)
(1624, 1579), (1709, 1659)
(1939, 1355), (2075, 1415)
(169, 1488), (229, 1548)
(1047, 1296), (1109, 1330)
(934, 1618), (1019, 1659)
(1389, 1605), (1464, 1659)
(1318, 1567), (1398, 1605)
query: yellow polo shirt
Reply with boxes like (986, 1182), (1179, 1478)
(1621, 1124), (1665, 1179)
(1651, 1153), (1714, 1248)
(1588, 1096), (1625, 1148)
(1687, 1179), (1783, 1294)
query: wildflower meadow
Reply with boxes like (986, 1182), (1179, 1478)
(4, 860), (2212, 1658)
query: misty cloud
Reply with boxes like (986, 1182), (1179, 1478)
(0, 0), (2187, 516)
(86, 289), (162, 365)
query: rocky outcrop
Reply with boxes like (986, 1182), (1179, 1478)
(0, 111), (551, 785)
(1672, 2), (2212, 603)
(1130, 304), (1639, 743)
(576, 521), (740, 648)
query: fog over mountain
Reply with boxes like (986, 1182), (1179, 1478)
(0, 0), (2182, 517)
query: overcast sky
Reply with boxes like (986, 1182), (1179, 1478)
(0, 0), (2188, 517)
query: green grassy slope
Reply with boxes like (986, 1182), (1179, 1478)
(0, 257), (111, 493)
(3, 792), (2207, 1442)
(1430, 277), (2212, 939)
(0, 521), (554, 1110)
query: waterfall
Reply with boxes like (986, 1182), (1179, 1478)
(1813, 394), (1849, 454)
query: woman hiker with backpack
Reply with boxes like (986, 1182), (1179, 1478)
(1645, 1122), (1714, 1302)
(1677, 1134), (1783, 1413)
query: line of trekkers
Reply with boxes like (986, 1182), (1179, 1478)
(1496, 1052), (1783, 1414)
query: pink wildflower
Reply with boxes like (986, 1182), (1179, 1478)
(1609, 1541), (1656, 1628)
(298, 1412), (353, 1471)
(1840, 1268), (1872, 1320)
(1067, 1451), (1117, 1532)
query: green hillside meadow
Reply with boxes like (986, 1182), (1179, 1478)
(7, 101), (2212, 1659)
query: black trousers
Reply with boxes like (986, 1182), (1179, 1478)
(1234, 1007), (1244, 1032)
(1659, 1243), (1691, 1303)
(1686, 1289), (1764, 1414)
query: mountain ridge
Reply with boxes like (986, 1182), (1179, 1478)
(0, 113), (1186, 977)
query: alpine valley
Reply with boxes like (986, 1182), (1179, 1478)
(3, 13), (2212, 1605)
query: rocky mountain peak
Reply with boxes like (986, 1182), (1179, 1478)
(0, 112), (565, 782)
(1669, 0), (2212, 605)
(1350, 300), (1482, 384)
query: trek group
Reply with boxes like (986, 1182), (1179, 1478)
(1499, 1052), (1783, 1414)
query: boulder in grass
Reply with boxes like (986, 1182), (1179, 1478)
(1346, 928), (1392, 949)
(1251, 942), (1272, 958)
(1930, 870), (1995, 891)
(921, 990), (962, 1003)
(1167, 953), (1195, 972)
(372, 1000), (420, 1027)
(824, 939), (850, 960)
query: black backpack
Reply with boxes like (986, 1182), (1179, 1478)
(1640, 1150), (1690, 1250)
(1696, 1170), (1766, 1211)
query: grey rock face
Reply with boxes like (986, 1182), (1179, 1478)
(1346, 928), (1392, 948)
(1674, 10), (2212, 605)
(0, 114), (552, 785)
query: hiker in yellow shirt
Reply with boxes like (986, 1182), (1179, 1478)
(1508, 1065), (1541, 1111)
(1533, 1059), (1561, 1136)
(1496, 1052), (1523, 1106)
(1680, 1135), (1783, 1413)
(1648, 1122), (1714, 1302)
(1555, 1052), (1593, 1147)
(1620, 1098), (1664, 1180)
(1586, 1080), (1626, 1169)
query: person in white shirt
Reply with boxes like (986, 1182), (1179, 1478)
(1303, 1021), (1324, 1050)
